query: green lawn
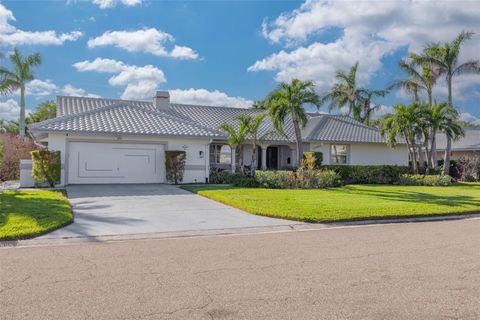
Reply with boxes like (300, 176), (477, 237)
(0, 190), (73, 240)
(183, 183), (480, 223)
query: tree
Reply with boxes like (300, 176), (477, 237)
(244, 113), (268, 173)
(264, 79), (320, 167)
(321, 62), (386, 123)
(417, 31), (480, 174)
(389, 55), (440, 106)
(0, 48), (42, 137)
(27, 101), (56, 123)
(380, 103), (423, 173)
(218, 116), (249, 173)
(421, 102), (464, 170)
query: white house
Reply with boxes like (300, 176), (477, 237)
(23, 91), (408, 186)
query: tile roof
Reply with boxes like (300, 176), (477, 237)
(30, 102), (225, 138)
(303, 114), (397, 144)
(436, 129), (480, 151)
(31, 95), (396, 144)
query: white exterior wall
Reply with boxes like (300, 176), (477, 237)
(46, 133), (210, 185)
(310, 142), (408, 166)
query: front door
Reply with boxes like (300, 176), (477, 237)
(266, 146), (278, 170)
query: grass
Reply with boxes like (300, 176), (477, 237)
(183, 183), (480, 223)
(0, 190), (73, 240)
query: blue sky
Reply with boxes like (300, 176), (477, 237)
(1, 0), (479, 124)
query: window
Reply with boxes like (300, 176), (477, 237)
(210, 144), (231, 164)
(330, 144), (348, 164)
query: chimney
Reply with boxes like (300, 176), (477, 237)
(154, 91), (170, 110)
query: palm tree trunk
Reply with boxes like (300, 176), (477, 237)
(418, 144), (425, 169)
(442, 137), (451, 176)
(443, 73), (453, 175)
(19, 85), (26, 138)
(293, 120), (303, 167)
(430, 135), (437, 168)
(412, 145), (418, 174)
(231, 146), (236, 173)
(251, 142), (257, 175)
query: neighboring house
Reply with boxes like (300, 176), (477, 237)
(435, 129), (480, 161)
(25, 91), (408, 186)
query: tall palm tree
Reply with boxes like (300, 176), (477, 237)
(218, 116), (249, 173)
(416, 31), (480, 174)
(390, 55), (439, 106)
(357, 88), (387, 123)
(320, 62), (361, 119)
(380, 103), (423, 173)
(0, 49), (42, 138)
(264, 79), (320, 167)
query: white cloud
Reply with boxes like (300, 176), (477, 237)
(0, 99), (20, 120)
(25, 79), (57, 96)
(92, 0), (142, 9)
(62, 84), (100, 98)
(251, 0), (480, 98)
(170, 88), (253, 108)
(87, 28), (199, 59)
(0, 4), (82, 46)
(73, 58), (166, 100)
(460, 112), (480, 125)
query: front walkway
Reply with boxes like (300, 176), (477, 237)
(40, 184), (296, 239)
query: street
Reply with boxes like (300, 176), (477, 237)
(1, 218), (480, 319)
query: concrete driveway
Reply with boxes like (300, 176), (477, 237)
(41, 184), (295, 239)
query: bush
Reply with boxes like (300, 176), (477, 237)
(303, 152), (323, 168)
(232, 176), (259, 188)
(255, 169), (341, 189)
(165, 151), (186, 184)
(31, 150), (61, 187)
(398, 174), (452, 186)
(0, 134), (38, 181)
(316, 170), (343, 188)
(209, 170), (243, 184)
(255, 170), (294, 188)
(325, 165), (411, 184)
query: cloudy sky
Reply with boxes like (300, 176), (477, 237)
(0, 0), (479, 124)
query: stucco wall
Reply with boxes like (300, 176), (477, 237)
(310, 142), (408, 166)
(46, 133), (210, 185)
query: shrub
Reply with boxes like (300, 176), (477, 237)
(325, 165), (411, 184)
(0, 134), (38, 181)
(398, 174), (452, 186)
(209, 170), (244, 184)
(316, 170), (343, 188)
(255, 169), (342, 189)
(165, 150), (186, 184)
(457, 155), (480, 182)
(31, 150), (61, 187)
(303, 152), (323, 168)
(231, 176), (259, 188)
(255, 170), (294, 189)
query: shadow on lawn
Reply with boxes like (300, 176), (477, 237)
(341, 185), (480, 207)
(0, 191), (72, 237)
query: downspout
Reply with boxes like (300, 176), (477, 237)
(205, 138), (212, 183)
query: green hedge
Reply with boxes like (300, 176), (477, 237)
(31, 150), (61, 187)
(255, 169), (342, 189)
(324, 165), (411, 184)
(398, 174), (452, 186)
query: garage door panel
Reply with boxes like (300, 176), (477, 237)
(68, 142), (164, 184)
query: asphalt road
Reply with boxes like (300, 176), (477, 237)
(1, 218), (480, 320)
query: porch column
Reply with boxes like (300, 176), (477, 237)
(231, 146), (236, 173)
(261, 145), (267, 170)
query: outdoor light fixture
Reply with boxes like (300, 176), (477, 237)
(199, 150), (204, 158)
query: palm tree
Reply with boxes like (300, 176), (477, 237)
(357, 88), (387, 123)
(390, 55), (439, 106)
(264, 79), (320, 167)
(320, 62), (361, 119)
(218, 116), (249, 173)
(0, 49), (42, 138)
(380, 103), (423, 173)
(243, 113), (267, 173)
(416, 31), (480, 174)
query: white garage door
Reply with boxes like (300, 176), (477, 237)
(68, 142), (165, 184)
